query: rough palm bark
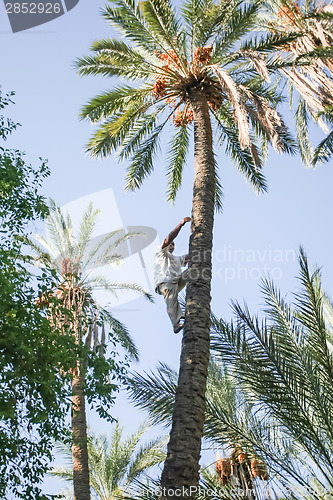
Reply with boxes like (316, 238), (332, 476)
(160, 91), (215, 498)
(71, 365), (91, 500)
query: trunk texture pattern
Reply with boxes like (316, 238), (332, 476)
(72, 367), (91, 500)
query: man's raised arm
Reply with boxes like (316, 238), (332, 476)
(162, 217), (191, 249)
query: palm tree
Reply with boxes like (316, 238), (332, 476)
(129, 360), (286, 499)
(263, 0), (333, 165)
(129, 303), (333, 500)
(75, 1), (296, 495)
(52, 423), (166, 500)
(23, 199), (151, 500)
(210, 247), (333, 498)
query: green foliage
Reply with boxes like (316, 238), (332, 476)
(22, 198), (152, 423)
(211, 247), (333, 498)
(52, 423), (166, 499)
(0, 89), (78, 499)
(128, 248), (333, 498)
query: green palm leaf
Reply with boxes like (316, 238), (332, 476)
(166, 123), (190, 202)
(125, 124), (164, 191)
(102, 0), (163, 54)
(52, 423), (165, 500)
(80, 86), (152, 123)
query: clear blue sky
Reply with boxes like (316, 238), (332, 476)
(1, 0), (333, 496)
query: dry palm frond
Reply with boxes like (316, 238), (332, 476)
(243, 50), (271, 82)
(273, 0), (333, 121)
(240, 85), (287, 153)
(212, 66), (251, 150)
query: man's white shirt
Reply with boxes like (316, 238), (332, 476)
(154, 244), (187, 292)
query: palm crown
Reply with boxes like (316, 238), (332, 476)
(77, 0), (296, 205)
(24, 199), (151, 358)
(52, 423), (166, 500)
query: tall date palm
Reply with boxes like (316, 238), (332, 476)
(76, 1), (296, 497)
(24, 200), (151, 500)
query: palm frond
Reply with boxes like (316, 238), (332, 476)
(126, 437), (166, 483)
(85, 230), (145, 272)
(181, 0), (212, 52)
(213, 66), (251, 150)
(84, 229), (124, 268)
(102, 0), (164, 54)
(18, 235), (56, 269)
(80, 85), (152, 123)
(295, 96), (315, 166)
(45, 199), (74, 259)
(182, 0), (238, 52)
(128, 363), (177, 427)
(125, 124), (163, 191)
(75, 47), (154, 81)
(242, 85), (296, 155)
(212, 1), (262, 59)
(101, 308), (139, 360)
(141, 0), (186, 68)
(166, 123), (190, 203)
(295, 247), (333, 384)
(313, 128), (333, 164)
(85, 95), (166, 160)
(214, 108), (267, 193)
(213, 158), (223, 212)
(117, 112), (162, 161)
(76, 203), (101, 259)
(90, 276), (153, 302)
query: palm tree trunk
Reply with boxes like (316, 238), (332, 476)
(160, 91), (215, 500)
(71, 364), (91, 500)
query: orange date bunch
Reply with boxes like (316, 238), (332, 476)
(153, 45), (219, 127)
(153, 49), (181, 99)
(269, 0), (301, 34)
(215, 449), (269, 486)
(191, 45), (213, 75)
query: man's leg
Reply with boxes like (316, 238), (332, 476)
(177, 268), (190, 294)
(159, 282), (183, 330)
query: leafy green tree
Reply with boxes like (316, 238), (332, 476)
(52, 423), (166, 500)
(0, 89), (78, 499)
(76, 1), (296, 495)
(23, 200), (152, 500)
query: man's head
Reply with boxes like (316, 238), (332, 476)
(168, 241), (175, 253)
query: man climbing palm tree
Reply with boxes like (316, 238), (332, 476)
(76, 1), (296, 496)
(154, 217), (190, 333)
